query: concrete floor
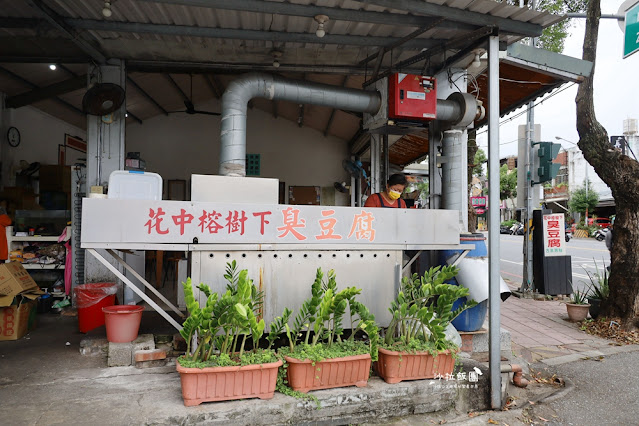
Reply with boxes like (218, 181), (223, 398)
(0, 310), (492, 425)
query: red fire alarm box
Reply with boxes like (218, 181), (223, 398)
(388, 74), (437, 121)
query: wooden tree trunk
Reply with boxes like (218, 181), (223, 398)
(576, 0), (639, 328)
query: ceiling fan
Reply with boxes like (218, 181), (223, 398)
(168, 74), (221, 116)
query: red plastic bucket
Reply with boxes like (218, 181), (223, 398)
(74, 283), (117, 333)
(103, 305), (144, 343)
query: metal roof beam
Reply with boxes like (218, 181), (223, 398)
(0, 65), (84, 116)
(0, 17), (43, 28)
(26, 0), (107, 64)
(364, 25), (498, 86)
(67, 19), (444, 49)
(358, 0), (542, 37)
(127, 76), (169, 115)
(5, 75), (86, 109)
(127, 60), (424, 76)
(204, 74), (223, 99)
(139, 0), (476, 32)
(164, 74), (190, 102)
(0, 56), (89, 64)
(126, 110), (143, 124)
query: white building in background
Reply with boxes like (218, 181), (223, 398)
(566, 147), (613, 208)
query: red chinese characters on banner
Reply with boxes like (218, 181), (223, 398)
(548, 239), (561, 248)
(172, 209), (194, 235)
(348, 210), (376, 242)
(315, 210), (342, 240)
(143, 206), (380, 241)
(252, 211), (272, 235)
(198, 210), (224, 234)
(544, 216), (563, 252)
(226, 210), (248, 235)
(277, 207), (307, 240)
(145, 208), (169, 235)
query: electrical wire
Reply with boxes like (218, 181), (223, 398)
(474, 82), (577, 137)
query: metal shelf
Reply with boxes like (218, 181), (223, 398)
(10, 235), (63, 242)
(20, 264), (65, 270)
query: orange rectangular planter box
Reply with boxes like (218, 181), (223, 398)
(375, 347), (456, 384)
(285, 353), (371, 393)
(176, 359), (282, 406)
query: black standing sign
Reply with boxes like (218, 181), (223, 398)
(532, 210), (573, 296)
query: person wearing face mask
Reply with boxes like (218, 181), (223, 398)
(364, 173), (408, 208)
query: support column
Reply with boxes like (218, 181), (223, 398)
(428, 121), (442, 210)
(441, 129), (467, 231)
(0, 93), (6, 189)
(85, 61), (127, 284)
(370, 134), (382, 194)
(487, 34), (502, 410)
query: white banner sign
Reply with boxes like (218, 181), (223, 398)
(81, 199), (459, 246)
(542, 213), (566, 257)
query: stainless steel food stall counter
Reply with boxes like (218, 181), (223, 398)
(81, 199), (472, 331)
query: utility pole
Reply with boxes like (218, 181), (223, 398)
(521, 0), (536, 294)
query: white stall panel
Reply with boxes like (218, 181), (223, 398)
(192, 249), (401, 327)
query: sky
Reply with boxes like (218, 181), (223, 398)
(476, 0), (639, 158)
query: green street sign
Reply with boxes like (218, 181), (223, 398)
(624, 1), (639, 58)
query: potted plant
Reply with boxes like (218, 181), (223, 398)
(176, 262), (282, 406)
(376, 265), (477, 384)
(584, 262), (609, 319)
(566, 288), (590, 322)
(278, 268), (378, 393)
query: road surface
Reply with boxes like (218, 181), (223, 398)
(493, 233), (610, 294)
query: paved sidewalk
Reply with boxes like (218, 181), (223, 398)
(499, 282), (617, 365)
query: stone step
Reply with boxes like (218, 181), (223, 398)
(459, 327), (512, 359)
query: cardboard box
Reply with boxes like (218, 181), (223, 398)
(0, 297), (37, 341)
(0, 262), (44, 307)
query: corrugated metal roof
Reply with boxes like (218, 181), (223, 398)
(0, 0), (569, 165)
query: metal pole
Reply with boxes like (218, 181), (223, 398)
(523, 0), (537, 294)
(585, 159), (589, 222)
(524, 104), (534, 293)
(487, 34), (502, 410)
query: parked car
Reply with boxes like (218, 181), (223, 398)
(587, 218), (611, 229)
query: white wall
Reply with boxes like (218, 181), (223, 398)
(567, 148), (612, 201)
(126, 98), (351, 205)
(0, 103), (86, 187)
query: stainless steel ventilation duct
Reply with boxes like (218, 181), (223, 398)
(219, 73), (381, 176)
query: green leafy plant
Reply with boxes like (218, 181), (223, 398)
(280, 267), (379, 362)
(569, 288), (589, 305)
(584, 260), (609, 301)
(384, 265), (477, 352)
(179, 263), (275, 367)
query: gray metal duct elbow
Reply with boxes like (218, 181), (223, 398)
(437, 92), (484, 128)
(219, 73), (381, 176)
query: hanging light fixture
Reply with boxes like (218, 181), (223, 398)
(314, 15), (329, 38)
(270, 49), (283, 68)
(471, 53), (481, 68)
(102, 1), (112, 17)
